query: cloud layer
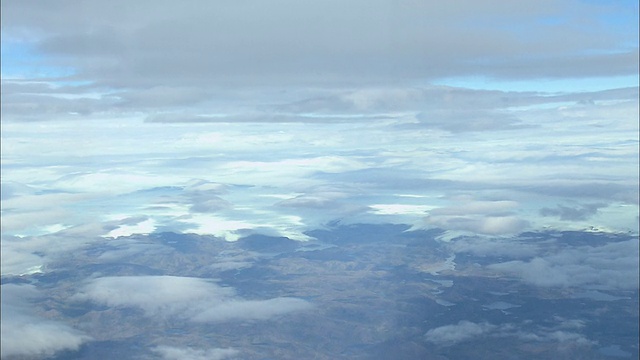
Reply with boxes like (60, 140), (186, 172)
(3, 0), (637, 88)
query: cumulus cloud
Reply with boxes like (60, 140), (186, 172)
(73, 276), (312, 322)
(488, 238), (639, 289)
(425, 196), (529, 235)
(73, 276), (235, 316)
(180, 178), (233, 215)
(1, 284), (91, 358)
(425, 320), (496, 345)
(425, 198), (529, 235)
(152, 345), (239, 360)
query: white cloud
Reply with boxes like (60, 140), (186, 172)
(488, 238), (639, 289)
(1, 284), (91, 358)
(73, 276), (235, 317)
(425, 320), (595, 347)
(425, 321), (496, 345)
(429, 198), (519, 216)
(423, 197), (529, 235)
(369, 204), (435, 216)
(73, 276), (312, 322)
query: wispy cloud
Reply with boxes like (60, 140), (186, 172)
(425, 319), (594, 347)
(152, 345), (239, 360)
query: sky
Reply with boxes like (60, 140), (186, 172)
(1, 0), (639, 358)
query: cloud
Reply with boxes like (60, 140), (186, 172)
(1, 284), (91, 358)
(429, 198), (519, 216)
(415, 109), (525, 132)
(425, 320), (595, 347)
(488, 238), (640, 289)
(0, 181), (37, 200)
(273, 86), (639, 126)
(179, 179), (234, 214)
(1, 239), (45, 275)
(425, 198), (529, 235)
(73, 276), (235, 316)
(114, 86), (213, 109)
(152, 346), (239, 360)
(424, 320), (496, 345)
(0, 191), (94, 234)
(188, 196), (232, 214)
(0, 92), (108, 121)
(145, 112), (396, 124)
(449, 236), (539, 258)
(3, 0), (636, 89)
(73, 276), (312, 322)
(191, 297), (313, 322)
(275, 185), (369, 220)
(539, 203), (605, 221)
(428, 213), (528, 235)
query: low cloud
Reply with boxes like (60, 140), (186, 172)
(73, 276), (312, 322)
(488, 238), (639, 289)
(425, 320), (496, 345)
(192, 297), (312, 322)
(1, 284), (91, 358)
(425, 319), (594, 347)
(152, 345), (239, 360)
